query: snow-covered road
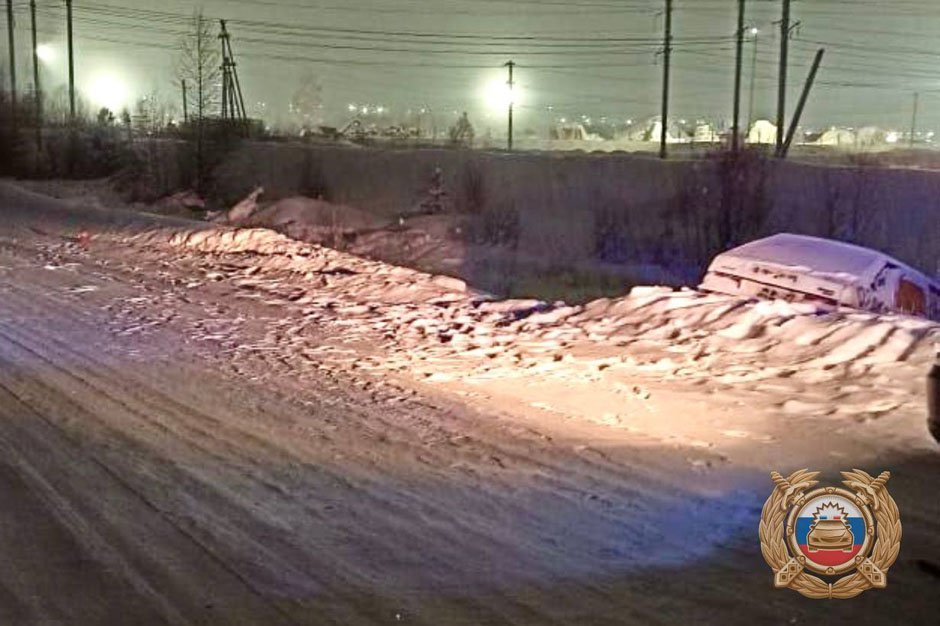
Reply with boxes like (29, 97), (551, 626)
(1, 184), (939, 624)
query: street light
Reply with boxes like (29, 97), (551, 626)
(88, 71), (129, 112)
(483, 76), (515, 113)
(748, 28), (760, 133)
(36, 43), (55, 63)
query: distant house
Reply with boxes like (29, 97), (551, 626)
(693, 123), (719, 143)
(550, 123), (601, 141)
(625, 117), (687, 143)
(814, 127), (856, 147)
(747, 119), (777, 144)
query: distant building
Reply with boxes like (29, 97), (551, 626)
(747, 119), (777, 144)
(625, 117), (688, 143)
(550, 123), (601, 141)
(693, 123), (719, 143)
(813, 127), (856, 147)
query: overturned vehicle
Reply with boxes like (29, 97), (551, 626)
(699, 233), (940, 321)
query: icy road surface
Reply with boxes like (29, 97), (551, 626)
(0, 183), (939, 625)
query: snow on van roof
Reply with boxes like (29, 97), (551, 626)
(718, 233), (886, 277)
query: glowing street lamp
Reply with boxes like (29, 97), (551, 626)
(88, 72), (129, 112)
(748, 28), (760, 130)
(483, 76), (515, 112)
(36, 44), (55, 63)
(482, 62), (520, 150)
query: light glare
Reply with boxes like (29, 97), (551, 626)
(89, 72), (129, 111)
(36, 44), (55, 62)
(483, 77), (518, 112)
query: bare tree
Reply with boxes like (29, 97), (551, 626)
(175, 10), (220, 189)
(175, 11), (220, 123)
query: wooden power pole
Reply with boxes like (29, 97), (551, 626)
(660, 0), (672, 159)
(775, 0), (791, 156)
(30, 0), (40, 149)
(5, 0), (16, 132)
(181, 79), (188, 124)
(781, 48), (824, 159)
(505, 60), (515, 151)
(748, 28), (758, 131)
(66, 0), (75, 121)
(219, 20), (247, 126)
(732, 0), (746, 152)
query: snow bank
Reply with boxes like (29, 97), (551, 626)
(113, 222), (940, 455)
(129, 225), (938, 376)
(129, 226), (474, 304)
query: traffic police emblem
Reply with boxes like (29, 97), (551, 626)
(759, 469), (901, 599)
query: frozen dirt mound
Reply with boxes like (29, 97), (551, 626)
(247, 196), (384, 232)
(218, 194), (469, 275)
(213, 193), (389, 246)
(246, 197), (467, 273)
(129, 226), (474, 305)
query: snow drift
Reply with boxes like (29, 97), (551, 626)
(129, 225), (938, 374)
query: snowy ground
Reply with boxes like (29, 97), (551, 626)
(122, 224), (940, 468)
(1, 180), (939, 624)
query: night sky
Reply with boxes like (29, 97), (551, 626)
(4, 0), (940, 134)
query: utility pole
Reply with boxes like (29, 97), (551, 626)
(196, 14), (204, 188)
(5, 0), (16, 133)
(220, 34), (227, 120)
(732, 0), (745, 152)
(747, 28), (758, 131)
(910, 92), (919, 148)
(781, 48), (824, 158)
(220, 20), (230, 120)
(504, 60), (514, 151)
(181, 79), (188, 124)
(66, 0), (75, 121)
(218, 20), (247, 126)
(30, 0), (40, 149)
(660, 0), (672, 159)
(775, 0), (791, 156)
